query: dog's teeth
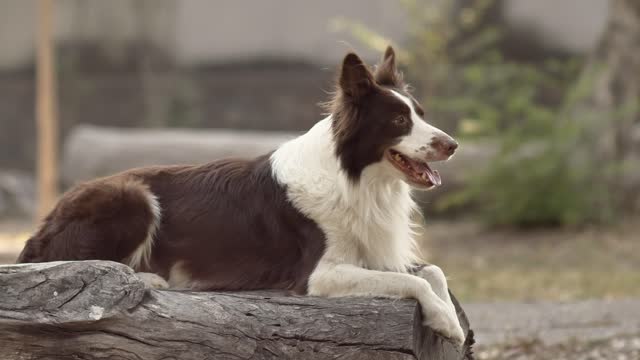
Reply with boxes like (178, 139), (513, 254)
(422, 173), (428, 180)
(394, 154), (402, 161)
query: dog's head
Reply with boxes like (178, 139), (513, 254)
(327, 46), (458, 189)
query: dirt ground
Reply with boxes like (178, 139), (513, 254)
(2, 216), (639, 301)
(0, 218), (31, 264)
(422, 219), (640, 302)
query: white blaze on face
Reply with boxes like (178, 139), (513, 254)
(389, 90), (453, 160)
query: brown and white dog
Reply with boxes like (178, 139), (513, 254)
(18, 47), (464, 345)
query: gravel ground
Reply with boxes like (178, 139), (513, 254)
(465, 300), (640, 346)
(476, 335), (640, 360)
(465, 299), (640, 360)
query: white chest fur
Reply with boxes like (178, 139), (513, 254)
(271, 118), (420, 272)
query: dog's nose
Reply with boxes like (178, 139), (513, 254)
(432, 137), (458, 156)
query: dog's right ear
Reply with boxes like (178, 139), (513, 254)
(374, 46), (402, 87)
(339, 53), (374, 99)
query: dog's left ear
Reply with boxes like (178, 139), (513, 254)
(339, 52), (375, 100)
(374, 46), (402, 87)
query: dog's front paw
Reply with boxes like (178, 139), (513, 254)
(422, 302), (465, 347)
(136, 272), (170, 289)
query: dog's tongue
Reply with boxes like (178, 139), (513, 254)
(410, 160), (442, 187)
(427, 168), (442, 186)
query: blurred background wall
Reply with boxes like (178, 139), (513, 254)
(2, 5), (640, 351)
(0, 0), (609, 70)
(0, 0), (608, 172)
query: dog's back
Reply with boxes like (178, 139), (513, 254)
(18, 155), (326, 293)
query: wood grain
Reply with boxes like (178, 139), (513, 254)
(0, 260), (474, 359)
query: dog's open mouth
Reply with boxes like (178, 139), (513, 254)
(387, 149), (442, 188)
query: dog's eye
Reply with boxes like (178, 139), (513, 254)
(393, 115), (408, 126)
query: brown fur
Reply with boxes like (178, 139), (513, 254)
(18, 178), (154, 264)
(18, 154), (326, 294)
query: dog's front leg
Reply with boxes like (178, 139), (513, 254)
(308, 262), (465, 345)
(408, 264), (457, 317)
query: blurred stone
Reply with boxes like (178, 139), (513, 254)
(0, 170), (35, 217)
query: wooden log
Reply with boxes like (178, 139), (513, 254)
(62, 125), (640, 182)
(60, 125), (297, 186)
(60, 125), (493, 190)
(0, 261), (474, 360)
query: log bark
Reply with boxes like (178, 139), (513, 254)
(0, 261), (475, 360)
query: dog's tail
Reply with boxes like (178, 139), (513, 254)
(16, 177), (160, 270)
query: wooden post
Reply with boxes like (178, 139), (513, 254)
(35, 0), (59, 218)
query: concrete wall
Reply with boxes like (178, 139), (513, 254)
(174, 0), (408, 65)
(0, 0), (613, 172)
(0, 0), (408, 70)
(0, 0), (611, 70)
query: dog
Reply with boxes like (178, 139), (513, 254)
(17, 46), (465, 345)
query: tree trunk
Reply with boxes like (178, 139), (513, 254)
(570, 0), (640, 209)
(0, 261), (475, 360)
